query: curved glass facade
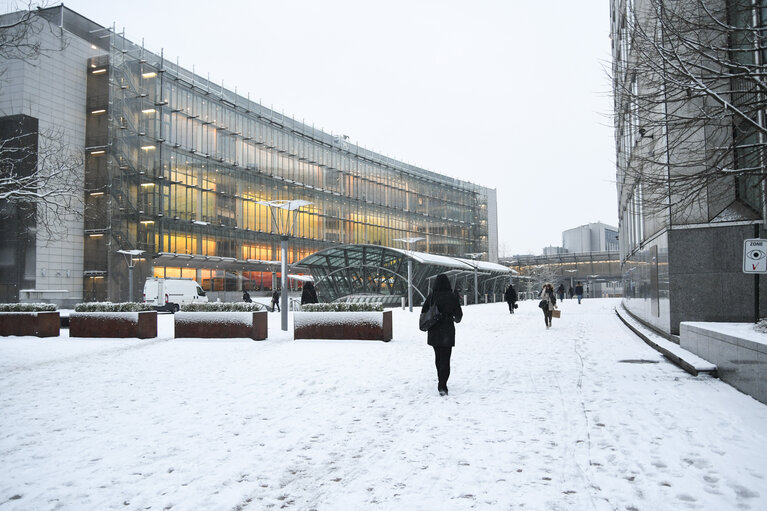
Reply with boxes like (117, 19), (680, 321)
(74, 11), (497, 302)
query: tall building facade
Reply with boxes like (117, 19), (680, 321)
(611, 0), (767, 334)
(0, 6), (498, 306)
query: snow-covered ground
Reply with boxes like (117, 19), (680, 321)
(1, 298), (766, 510)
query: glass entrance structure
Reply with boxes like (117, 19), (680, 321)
(297, 244), (512, 306)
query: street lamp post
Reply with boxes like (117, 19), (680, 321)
(117, 249), (145, 302)
(464, 252), (486, 305)
(394, 237), (424, 312)
(257, 199), (312, 331)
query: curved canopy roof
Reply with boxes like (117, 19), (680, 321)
(296, 244), (513, 305)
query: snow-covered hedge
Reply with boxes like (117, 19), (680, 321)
(180, 302), (265, 312)
(302, 303), (383, 312)
(0, 303), (57, 312)
(74, 302), (154, 312)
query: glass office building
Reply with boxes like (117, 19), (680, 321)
(0, 6), (498, 305)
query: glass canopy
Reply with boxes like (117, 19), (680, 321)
(296, 244), (513, 306)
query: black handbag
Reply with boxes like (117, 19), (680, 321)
(538, 299), (547, 309)
(419, 303), (443, 331)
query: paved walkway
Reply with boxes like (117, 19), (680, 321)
(1, 298), (766, 510)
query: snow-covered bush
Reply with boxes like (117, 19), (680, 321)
(755, 319), (767, 334)
(0, 303), (57, 312)
(180, 302), (265, 312)
(74, 302), (154, 312)
(302, 303), (383, 312)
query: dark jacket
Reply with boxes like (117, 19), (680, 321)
(301, 283), (318, 305)
(271, 291), (280, 303)
(242, 291), (252, 303)
(504, 285), (517, 303)
(575, 284), (584, 295)
(422, 290), (463, 347)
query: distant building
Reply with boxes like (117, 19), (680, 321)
(543, 246), (568, 256)
(502, 222), (622, 299)
(562, 222), (619, 254)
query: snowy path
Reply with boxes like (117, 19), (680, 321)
(1, 299), (766, 510)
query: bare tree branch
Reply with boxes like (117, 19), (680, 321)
(614, 0), (767, 219)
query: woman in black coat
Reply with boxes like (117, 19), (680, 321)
(422, 273), (463, 396)
(301, 281), (318, 305)
(503, 284), (517, 314)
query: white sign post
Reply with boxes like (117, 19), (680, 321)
(743, 239), (767, 273)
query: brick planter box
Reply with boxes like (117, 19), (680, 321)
(69, 311), (157, 339)
(174, 311), (268, 340)
(293, 310), (392, 342)
(0, 311), (60, 337)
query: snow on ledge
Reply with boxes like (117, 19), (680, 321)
(294, 311), (383, 327)
(175, 312), (254, 326)
(70, 312), (140, 323)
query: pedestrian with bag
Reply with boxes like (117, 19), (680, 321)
(271, 289), (280, 312)
(420, 274), (463, 396)
(539, 282), (557, 329)
(242, 290), (252, 303)
(575, 282), (584, 304)
(504, 283), (518, 314)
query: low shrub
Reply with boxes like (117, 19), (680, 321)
(180, 302), (265, 312)
(74, 302), (154, 312)
(0, 303), (58, 312)
(302, 303), (383, 312)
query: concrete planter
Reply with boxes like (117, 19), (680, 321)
(293, 310), (392, 342)
(69, 311), (157, 339)
(174, 311), (268, 340)
(0, 311), (60, 337)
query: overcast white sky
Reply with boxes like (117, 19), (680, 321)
(7, 0), (617, 256)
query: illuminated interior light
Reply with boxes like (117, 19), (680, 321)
(141, 108), (156, 114)
(140, 183), (155, 187)
(90, 150), (105, 155)
(140, 220), (155, 225)
(89, 191), (105, 196)
(141, 145), (156, 151)
(88, 233), (104, 238)
(142, 71), (157, 79)
(91, 68), (107, 74)
(91, 109), (106, 115)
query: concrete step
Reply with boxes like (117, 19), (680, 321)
(615, 305), (718, 377)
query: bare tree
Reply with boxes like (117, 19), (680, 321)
(1, 3), (82, 238)
(0, 122), (82, 238)
(615, 0), (767, 220)
(0, 3), (44, 62)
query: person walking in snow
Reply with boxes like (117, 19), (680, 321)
(271, 290), (280, 312)
(575, 282), (584, 304)
(504, 283), (518, 314)
(539, 283), (557, 329)
(300, 281), (318, 306)
(556, 283), (565, 302)
(242, 290), (252, 303)
(422, 273), (463, 396)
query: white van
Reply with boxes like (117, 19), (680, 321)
(143, 278), (208, 312)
